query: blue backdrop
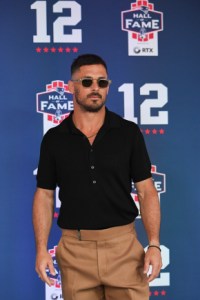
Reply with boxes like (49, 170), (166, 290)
(1, 0), (200, 299)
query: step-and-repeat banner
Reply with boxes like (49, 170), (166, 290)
(1, 0), (199, 299)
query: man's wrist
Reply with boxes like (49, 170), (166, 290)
(148, 244), (161, 252)
(36, 244), (48, 253)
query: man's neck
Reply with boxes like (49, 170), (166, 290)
(72, 107), (106, 133)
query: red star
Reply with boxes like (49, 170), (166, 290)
(54, 212), (59, 218)
(145, 129), (150, 135)
(161, 290), (166, 296)
(154, 291), (159, 296)
(43, 47), (49, 53)
(36, 47), (42, 53)
(58, 47), (64, 53)
(65, 47), (71, 53)
(72, 47), (78, 52)
(152, 129), (157, 134)
(159, 128), (165, 134)
(50, 47), (56, 53)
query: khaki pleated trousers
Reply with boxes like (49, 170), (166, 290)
(56, 222), (149, 300)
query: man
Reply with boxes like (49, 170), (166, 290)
(33, 54), (162, 300)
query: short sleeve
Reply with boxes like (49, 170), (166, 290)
(130, 127), (152, 183)
(36, 130), (57, 190)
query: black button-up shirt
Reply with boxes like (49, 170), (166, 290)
(37, 108), (152, 229)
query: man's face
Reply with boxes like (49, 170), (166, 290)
(69, 64), (110, 113)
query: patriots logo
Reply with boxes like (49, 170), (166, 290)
(56, 87), (65, 96)
(140, 5), (149, 15)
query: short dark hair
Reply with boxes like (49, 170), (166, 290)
(71, 54), (108, 76)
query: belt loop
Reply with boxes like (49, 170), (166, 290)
(77, 230), (81, 240)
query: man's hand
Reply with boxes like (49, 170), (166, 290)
(143, 247), (162, 282)
(35, 250), (56, 286)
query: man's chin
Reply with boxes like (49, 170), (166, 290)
(81, 102), (106, 113)
(84, 105), (104, 113)
(75, 98), (106, 112)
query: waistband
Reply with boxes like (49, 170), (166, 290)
(61, 222), (134, 241)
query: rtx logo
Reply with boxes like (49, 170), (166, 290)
(142, 48), (153, 53)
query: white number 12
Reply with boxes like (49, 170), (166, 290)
(31, 1), (82, 43)
(119, 83), (168, 125)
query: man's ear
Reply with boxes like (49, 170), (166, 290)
(68, 80), (74, 94)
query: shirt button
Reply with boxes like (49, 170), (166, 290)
(91, 165), (95, 169)
(92, 180), (97, 184)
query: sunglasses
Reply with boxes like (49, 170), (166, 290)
(71, 77), (111, 88)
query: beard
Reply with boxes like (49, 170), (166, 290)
(74, 90), (106, 112)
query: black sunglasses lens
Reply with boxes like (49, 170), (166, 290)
(82, 79), (93, 87)
(98, 79), (109, 88)
(81, 78), (109, 88)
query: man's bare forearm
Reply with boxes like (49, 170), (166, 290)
(140, 193), (160, 245)
(135, 178), (162, 282)
(32, 188), (54, 252)
(33, 188), (56, 286)
(135, 178), (161, 245)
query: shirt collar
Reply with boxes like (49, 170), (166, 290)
(63, 107), (121, 135)
(104, 107), (121, 129)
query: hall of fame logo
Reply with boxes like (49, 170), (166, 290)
(121, 0), (164, 56)
(132, 165), (166, 217)
(45, 246), (63, 299)
(36, 80), (73, 133)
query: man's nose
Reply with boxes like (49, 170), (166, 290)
(91, 79), (99, 90)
